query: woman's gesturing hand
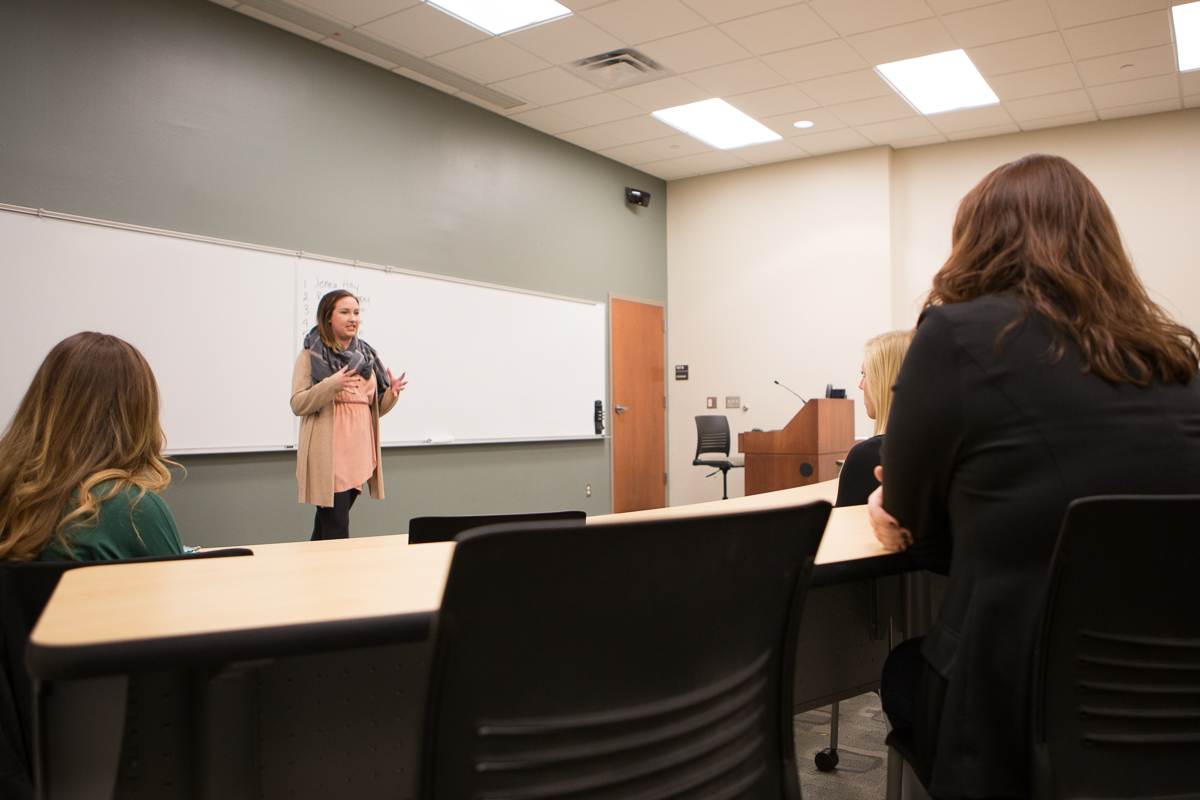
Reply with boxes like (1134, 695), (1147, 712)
(388, 368), (407, 397)
(868, 466), (913, 552)
(333, 365), (357, 391)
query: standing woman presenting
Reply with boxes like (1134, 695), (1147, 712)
(292, 290), (406, 540)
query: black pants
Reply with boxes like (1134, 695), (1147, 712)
(881, 635), (947, 786)
(311, 489), (359, 540)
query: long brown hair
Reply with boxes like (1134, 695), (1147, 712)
(0, 333), (175, 561)
(927, 154), (1199, 385)
(316, 290), (358, 351)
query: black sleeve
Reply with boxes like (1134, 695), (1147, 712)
(882, 309), (963, 574)
(834, 437), (882, 507)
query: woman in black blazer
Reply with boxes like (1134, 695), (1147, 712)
(870, 154), (1200, 798)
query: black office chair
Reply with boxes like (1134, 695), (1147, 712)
(693, 415), (744, 500)
(417, 501), (832, 800)
(1030, 495), (1200, 799)
(407, 510), (585, 544)
(0, 549), (253, 800)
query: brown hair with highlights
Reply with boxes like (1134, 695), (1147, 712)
(927, 154), (1199, 385)
(0, 333), (175, 561)
(316, 290), (359, 351)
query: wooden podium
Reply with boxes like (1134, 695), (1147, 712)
(737, 399), (857, 495)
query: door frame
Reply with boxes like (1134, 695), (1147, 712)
(607, 293), (670, 512)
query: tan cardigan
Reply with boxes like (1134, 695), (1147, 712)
(291, 351), (399, 507)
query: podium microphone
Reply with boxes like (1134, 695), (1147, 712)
(774, 381), (807, 404)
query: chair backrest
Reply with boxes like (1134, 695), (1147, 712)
(694, 415), (731, 458)
(407, 511), (585, 545)
(1031, 496), (1200, 800)
(419, 502), (831, 800)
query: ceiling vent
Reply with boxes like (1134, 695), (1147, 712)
(566, 49), (672, 90)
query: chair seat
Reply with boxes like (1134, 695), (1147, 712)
(694, 453), (744, 468)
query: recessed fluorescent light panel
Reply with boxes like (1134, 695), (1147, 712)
(652, 99), (781, 150)
(1175, 1), (1200, 72)
(876, 49), (999, 115)
(425, 0), (570, 35)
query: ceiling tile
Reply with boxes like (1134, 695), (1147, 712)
(1088, 73), (1180, 108)
(502, 15), (624, 65)
(495, 68), (601, 106)
(1005, 88), (1093, 121)
(456, 91), (515, 114)
(1076, 45), (1177, 87)
(926, 103), (1015, 132)
(941, 0), (1058, 48)
(1096, 97), (1181, 120)
(1060, 11), (1171, 60)
(592, 115), (681, 143)
(827, 93), (918, 125)
(806, 0), (935, 36)
(681, 0), (799, 25)
(432, 38), (551, 84)
(988, 62), (1083, 101)
(966, 33), (1071, 76)
(789, 128), (874, 154)
(846, 17), (958, 66)
(1184, 96), (1200, 109)
(857, 116), (942, 144)
(558, 128), (626, 151)
(1018, 109), (1097, 129)
(211, 0), (239, 7)
(735, 138), (809, 164)
(322, 38), (397, 68)
(508, 107), (586, 134)
(291, 0), (418, 27)
(944, 121), (1023, 140)
(394, 66), (461, 94)
(581, 0), (708, 45)
(684, 58), (788, 96)
(725, 84), (820, 117)
(362, 4), (489, 57)
(760, 107), (849, 136)
(796, 69), (894, 105)
(718, 6), (839, 56)
(671, 150), (752, 174)
(1048, 0), (1171, 29)
(598, 143), (661, 166)
(237, 6), (326, 41)
(638, 27), (752, 73)
(639, 133), (716, 159)
(557, 0), (611, 9)
(890, 133), (951, 148)
(613, 75), (711, 111)
(761, 40), (871, 83)
(925, 0), (1005, 11)
(548, 92), (645, 125)
(638, 160), (698, 180)
(1183, 71), (1200, 95)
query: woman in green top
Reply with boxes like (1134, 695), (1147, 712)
(0, 332), (184, 561)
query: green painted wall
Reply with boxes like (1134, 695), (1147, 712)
(0, 0), (666, 546)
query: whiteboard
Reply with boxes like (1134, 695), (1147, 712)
(0, 206), (607, 454)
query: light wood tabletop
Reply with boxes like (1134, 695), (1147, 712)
(30, 479), (890, 658)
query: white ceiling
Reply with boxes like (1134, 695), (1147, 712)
(211, 0), (1200, 180)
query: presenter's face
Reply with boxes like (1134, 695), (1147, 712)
(330, 297), (361, 346)
(859, 365), (875, 420)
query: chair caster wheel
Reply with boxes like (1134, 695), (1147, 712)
(815, 747), (839, 772)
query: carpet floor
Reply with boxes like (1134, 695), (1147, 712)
(793, 692), (889, 800)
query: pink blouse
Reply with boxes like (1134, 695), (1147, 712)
(333, 372), (377, 494)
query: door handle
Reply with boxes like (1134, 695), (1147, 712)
(615, 404), (628, 414)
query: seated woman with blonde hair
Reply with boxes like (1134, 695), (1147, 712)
(0, 332), (185, 561)
(834, 329), (911, 507)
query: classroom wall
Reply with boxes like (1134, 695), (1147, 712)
(667, 108), (1200, 506)
(0, 0), (666, 546)
(666, 148), (893, 507)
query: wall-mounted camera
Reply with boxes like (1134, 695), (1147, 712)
(625, 187), (651, 207)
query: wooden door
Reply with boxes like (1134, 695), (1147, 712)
(610, 297), (666, 513)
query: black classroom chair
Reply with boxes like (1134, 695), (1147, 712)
(1031, 495), (1200, 799)
(418, 502), (832, 800)
(407, 510), (585, 544)
(0, 549), (253, 800)
(693, 415), (744, 500)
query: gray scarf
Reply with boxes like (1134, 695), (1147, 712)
(303, 327), (391, 396)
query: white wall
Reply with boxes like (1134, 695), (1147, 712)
(667, 147), (893, 506)
(666, 107), (1200, 507)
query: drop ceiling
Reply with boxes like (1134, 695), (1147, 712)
(211, 0), (1200, 180)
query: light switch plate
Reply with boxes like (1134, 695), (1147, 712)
(706, 397), (716, 409)
(725, 396), (740, 408)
